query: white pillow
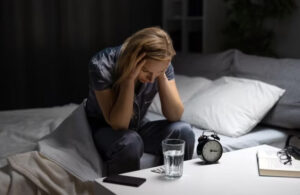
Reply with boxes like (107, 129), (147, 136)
(149, 74), (212, 115)
(182, 76), (285, 137)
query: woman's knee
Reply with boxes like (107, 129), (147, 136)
(121, 130), (144, 157)
(107, 130), (144, 161)
(168, 121), (195, 140)
(167, 121), (195, 160)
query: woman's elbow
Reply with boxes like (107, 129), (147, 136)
(105, 114), (129, 130)
(106, 120), (128, 130)
(109, 120), (129, 130)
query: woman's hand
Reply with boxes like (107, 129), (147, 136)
(157, 65), (184, 121)
(127, 53), (147, 81)
(157, 67), (168, 81)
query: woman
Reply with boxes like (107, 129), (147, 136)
(85, 27), (195, 175)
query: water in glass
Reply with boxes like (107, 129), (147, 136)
(163, 150), (184, 178)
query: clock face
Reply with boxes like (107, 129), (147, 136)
(202, 140), (223, 163)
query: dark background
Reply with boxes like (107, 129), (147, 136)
(1, 0), (300, 111)
(0, 0), (162, 110)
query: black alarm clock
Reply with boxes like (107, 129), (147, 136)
(197, 130), (223, 163)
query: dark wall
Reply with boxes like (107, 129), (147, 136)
(0, 0), (162, 110)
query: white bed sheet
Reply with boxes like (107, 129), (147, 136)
(145, 111), (299, 158)
(0, 104), (78, 167)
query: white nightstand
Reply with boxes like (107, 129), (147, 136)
(94, 145), (300, 195)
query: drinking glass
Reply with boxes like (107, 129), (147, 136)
(162, 139), (185, 178)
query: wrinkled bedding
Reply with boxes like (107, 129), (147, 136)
(38, 103), (103, 181)
(0, 103), (101, 194)
(0, 151), (94, 195)
(0, 104), (78, 168)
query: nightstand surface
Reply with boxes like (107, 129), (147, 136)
(94, 145), (300, 195)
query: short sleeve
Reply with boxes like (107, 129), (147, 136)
(89, 47), (119, 91)
(165, 62), (175, 80)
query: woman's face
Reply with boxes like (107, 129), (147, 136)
(138, 59), (170, 83)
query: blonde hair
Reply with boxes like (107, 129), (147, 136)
(113, 27), (176, 92)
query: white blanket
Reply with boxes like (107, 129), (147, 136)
(0, 104), (77, 168)
(0, 151), (94, 195)
(38, 102), (104, 181)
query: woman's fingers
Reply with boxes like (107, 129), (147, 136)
(133, 59), (146, 78)
(134, 53), (146, 75)
(128, 53), (146, 80)
(137, 58), (146, 69)
(136, 53), (146, 65)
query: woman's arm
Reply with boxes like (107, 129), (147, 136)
(94, 54), (146, 130)
(94, 79), (135, 130)
(158, 73), (184, 121)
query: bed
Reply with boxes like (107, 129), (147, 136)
(0, 99), (298, 180)
(0, 101), (296, 176)
(1, 49), (300, 194)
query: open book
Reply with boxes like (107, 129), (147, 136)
(257, 149), (300, 178)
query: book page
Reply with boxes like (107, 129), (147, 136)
(257, 149), (300, 172)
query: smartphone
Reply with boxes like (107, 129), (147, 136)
(103, 174), (146, 187)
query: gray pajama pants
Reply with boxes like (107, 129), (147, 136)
(88, 117), (195, 176)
